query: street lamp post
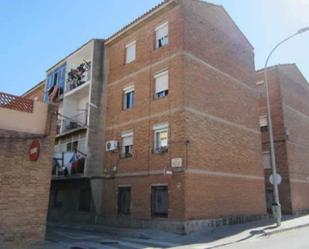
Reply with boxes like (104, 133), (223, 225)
(264, 27), (309, 226)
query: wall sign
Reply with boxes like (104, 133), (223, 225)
(29, 139), (40, 161)
(171, 158), (183, 168)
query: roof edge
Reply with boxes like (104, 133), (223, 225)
(46, 39), (105, 73)
(21, 80), (45, 97)
(105, 0), (178, 45)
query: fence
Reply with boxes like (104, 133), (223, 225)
(0, 92), (33, 113)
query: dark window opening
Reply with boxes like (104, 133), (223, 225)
(53, 189), (63, 209)
(118, 187), (131, 215)
(261, 126), (268, 132)
(266, 189), (274, 214)
(157, 36), (168, 48)
(123, 90), (135, 110)
(151, 186), (168, 217)
(79, 188), (91, 212)
(121, 145), (133, 158)
(155, 90), (168, 99)
(67, 141), (78, 152)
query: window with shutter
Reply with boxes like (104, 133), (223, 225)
(263, 152), (272, 169)
(154, 70), (168, 99)
(260, 115), (268, 132)
(153, 123), (169, 153)
(125, 41), (136, 64)
(121, 131), (133, 158)
(155, 22), (168, 48)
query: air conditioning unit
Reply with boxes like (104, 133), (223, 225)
(106, 140), (118, 152)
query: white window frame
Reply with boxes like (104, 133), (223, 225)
(155, 21), (168, 49)
(123, 85), (135, 110)
(259, 115), (268, 128)
(153, 123), (169, 153)
(121, 130), (134, 157)
(262, 151), (272, 169)
(256, 80), (264, 86)
(154, 70), (169, 99)
(125, 41), (136, 64)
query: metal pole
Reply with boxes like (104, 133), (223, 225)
(264, 27), (309, 226)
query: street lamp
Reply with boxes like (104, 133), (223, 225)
(264, 27), (309, 226)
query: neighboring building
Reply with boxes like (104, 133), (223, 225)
(0, 92), (56, 249)
(257, 64), (309, 215)
(101, 0), (266, 233)
(45, 39), (106, 223)
(22, 80), (45, 101)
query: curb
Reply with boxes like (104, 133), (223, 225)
(263, 223), (309, 236)
(47, 223), (152, 239)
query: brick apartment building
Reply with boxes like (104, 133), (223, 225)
(101, 0), (266, 233)
(21, 0), (268, 233)
(0, 92), (56, 248)
(257, 64), (309, 215)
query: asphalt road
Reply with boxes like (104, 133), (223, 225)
(217, 226), (309, 249)
(44, 224), (309, 249)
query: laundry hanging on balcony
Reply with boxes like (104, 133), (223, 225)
(48, 85), (59, 102)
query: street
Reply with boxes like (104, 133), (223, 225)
(44, 221), (309, 249)
(217, 227), (309, 249)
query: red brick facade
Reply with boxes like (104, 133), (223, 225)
(257, 64), (309, 214)
(101, 0), (266, 225)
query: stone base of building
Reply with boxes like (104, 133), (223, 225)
(293, 209), (309, 216)
(97, 214), (269, 234)
(0, 234), (44, 249)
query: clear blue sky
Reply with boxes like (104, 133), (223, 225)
(1, 0), (308, 95)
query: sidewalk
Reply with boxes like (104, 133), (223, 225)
(263, 214), (309, 236)
(46, 214), (309, 249)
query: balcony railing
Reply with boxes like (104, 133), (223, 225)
(61, 111), (88, 133)
(0, 92), (33, 113)
(52, 151), (86, 177)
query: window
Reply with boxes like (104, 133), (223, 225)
(67, 141), (78, 152)
(260, 115), (268, 132)
(151, 185), (168, 217)
(153, 123), (168, 153)
(125, 41), (136, 64)
(155, 22), (168, 49)
(121, 131), (133, 158)
(44, 64), (66, 102)
(118, 187), (131, 215)
(123, 86), (135, 110)
(154, 70), (168, 99)
(79, 187), (92, 211)
(262, 152), (272, 169)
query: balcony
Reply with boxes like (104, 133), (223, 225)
(52, 151), (86, 178)
(65, 62), (91, 95)
(60, 111), (88, 134)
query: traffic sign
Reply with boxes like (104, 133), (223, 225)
(29, 139), (40, 161)
(269, 173), (282, 185)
